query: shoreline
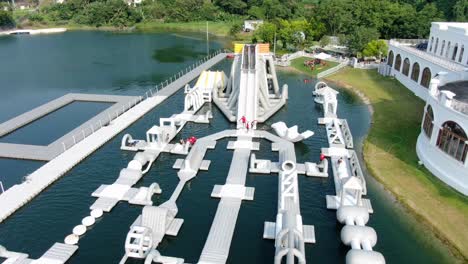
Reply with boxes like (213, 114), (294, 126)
(323, 71), (467, 262)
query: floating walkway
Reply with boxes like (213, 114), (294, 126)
(0, 93), (140, 161)
(199, 133), (255, 263)
(315, 82), (385, 264)
(0, 243), (78, 264)
(0, 52), (228, 223)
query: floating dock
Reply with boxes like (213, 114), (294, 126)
(0, 52), (228, 223)
(0, 93), (141, 161)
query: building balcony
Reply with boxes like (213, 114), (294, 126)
(389, 40), (467, 72)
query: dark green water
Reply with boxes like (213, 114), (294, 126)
(0, 31), (455, 263)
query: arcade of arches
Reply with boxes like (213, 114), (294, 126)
(386, 51), (432, 88)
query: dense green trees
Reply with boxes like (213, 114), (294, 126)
(0, 10), (14, 29)
(7, 0), (466, 54)
(362, 40), (388, 58)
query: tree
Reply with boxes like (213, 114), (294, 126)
(362, 39), (388, 58)
(214, 0), (247, 15)
(276, 19), (293, 48)
(453, 0), (467, 22)
(345, 26), (379, 54)
(319, 36), (330, 47)
(229, 21), (243, 39)
(254, 22), (277, 44)
(247, 6), (265, 19)
(0, 10), (14, 30)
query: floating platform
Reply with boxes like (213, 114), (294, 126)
(0, 52), (229, 223)
(0, 93), (141, 161)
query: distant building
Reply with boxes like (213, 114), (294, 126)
(243, 20), (263, 32)
(379, 22), (468, 195)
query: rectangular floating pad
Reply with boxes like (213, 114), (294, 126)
(271, 143), (280, 152)
(173, 158), (184, 169)
(227, 141), (260, 150)
(166, 218), (184, 236)
(14, 259), (33, 264)
(303, 225), (316, 243)
(90, 197), (119, 212)
(296, 163), (306, 175)
(210, 184), (254, 201)
(200, 160), (211, 171)
(263, 221), (276, 239)
(325, 195), (373, 213)
(37, 243), (78, 264)
(321, 147), (351, 158)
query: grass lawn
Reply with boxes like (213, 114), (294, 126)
(325, 67), (468, 262)
(135, 21), (237, 37)
(290, 56), (339, 76)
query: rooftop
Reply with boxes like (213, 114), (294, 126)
(433, 22), (468, 31)
(432, 22), (468, 35)
(440, 81), (468, 103)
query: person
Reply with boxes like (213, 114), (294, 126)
(179, 139), (185, 145)
(320, 153), (326, 161)
(239, 115), (247, 127)
(251, 120), (257, 129)
(246, 122), (250, 131)
(188, 136), (197, 145)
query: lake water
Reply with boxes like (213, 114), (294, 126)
(0, 31), (455, 263)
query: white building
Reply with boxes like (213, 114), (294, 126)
(243, 20), (263, 32)
(379, 22), (468, 195)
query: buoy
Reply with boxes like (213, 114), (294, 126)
(91, 209), (103, 218)
(64, 234), (79, 245)
(82, 216), (95, 227)
(73, 225), (87, 236)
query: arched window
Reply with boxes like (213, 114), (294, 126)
(440, 40), (445, 56)
(411, 62), (420, 82)
(402, 58), (410, 76)
(429, 37), (434, 52)
(434, 38), (439, 54)
(452, 44), (458, 60)
(459, 45), (464, 63)
(445, 41), (451, 58)
(387, 51), (394, 66)
(422, 105), (434, 138)
(394, 54), (402, 71)
(437, 121), (468, 163)
(420, 67), (431, 88)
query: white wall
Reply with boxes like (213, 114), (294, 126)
(426, 22), (468, 65)
(416, 81), (468, 195)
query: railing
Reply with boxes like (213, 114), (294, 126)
(389, 40), (466, 72)
(391, 39), (427, 46)
(317, 59), (349, 79)
(452, 99), (468, 116)
(59, 49), (227, 154)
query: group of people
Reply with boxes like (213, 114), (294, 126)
(239, 116), (257, 130)
(179, 136), (197, 146)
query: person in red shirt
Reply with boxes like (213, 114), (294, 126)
(239, 116), (247, 128)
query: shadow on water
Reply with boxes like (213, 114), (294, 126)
(152, 45), (211, 63)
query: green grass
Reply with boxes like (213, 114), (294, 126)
(290, 56), (339, 76)
(325, 68), (468, 262)
(135, 21), (238, 37)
